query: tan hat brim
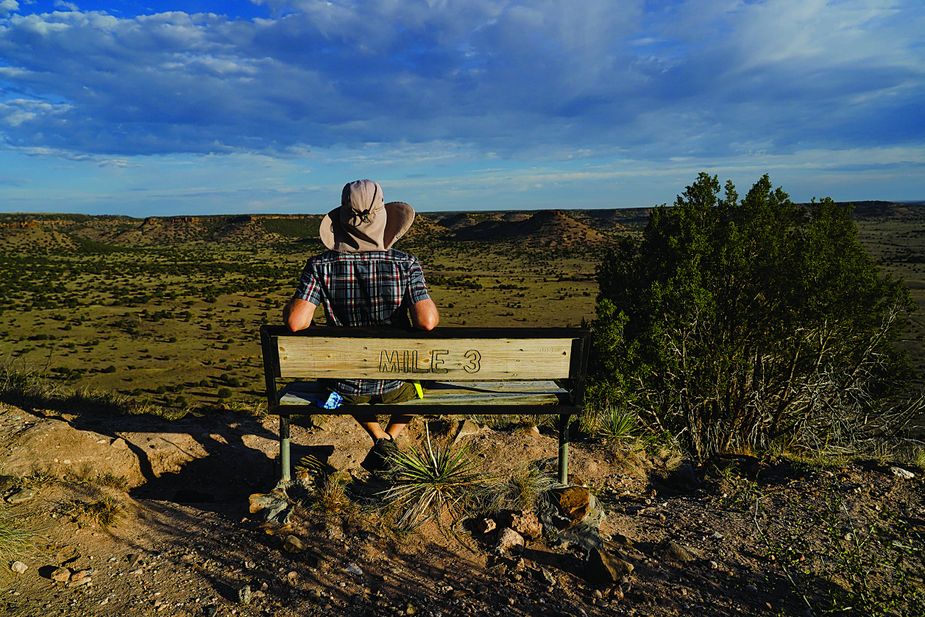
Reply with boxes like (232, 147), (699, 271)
(320, 201), (415, 252)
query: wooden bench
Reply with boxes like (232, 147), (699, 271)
(259, 325), (590, 485)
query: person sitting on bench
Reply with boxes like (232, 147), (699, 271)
(283, 179), (440, 472)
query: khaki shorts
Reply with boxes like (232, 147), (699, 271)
(339, 381), (418, 405)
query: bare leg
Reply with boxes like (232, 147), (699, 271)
(353, 413), (389, 443)
(385, 414), (414, 440)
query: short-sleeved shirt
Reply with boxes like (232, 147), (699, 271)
(293, 249), (431, 396)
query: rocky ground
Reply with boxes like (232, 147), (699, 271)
(1, 401), (923, 617)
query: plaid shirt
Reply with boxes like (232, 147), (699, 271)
(293, 249), (432, 396)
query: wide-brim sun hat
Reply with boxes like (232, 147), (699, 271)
(319, 179), (415, 252)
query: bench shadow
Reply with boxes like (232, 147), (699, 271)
(4, 389), (280, 514)
(127, 418), (277, 513)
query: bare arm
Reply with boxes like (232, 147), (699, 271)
(284, 298), (317, 332)
(411, 298), (439, 331)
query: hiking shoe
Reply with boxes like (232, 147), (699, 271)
(361, 437), (399, 473)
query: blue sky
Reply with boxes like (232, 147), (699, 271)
(0, 0), (923, 216)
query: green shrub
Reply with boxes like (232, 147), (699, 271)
(591, 173), (916, 461)
(217, 387), (232, 399)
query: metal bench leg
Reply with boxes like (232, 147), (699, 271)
(280, 415), (291, 484)
(558, 413), (569, 485)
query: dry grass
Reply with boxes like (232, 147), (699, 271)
(0, 509), (32, 559)
(57, 495), (122, 528)
(0, 359), (187, 420)
(16, 469), (59, 489)
(470, 464), (557, 517)
(314, 475), (359, 517)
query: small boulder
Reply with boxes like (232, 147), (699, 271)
(6, 488), (35, 505)
(663, 540), (703, 563)
(452, 419), (483, 444)
(890, 466), (915, 480)
(10, 561), (28, 574)
(474, 518), (496, 534)
(282, 535), (304, 553)
(499, 510), (542, 540)
(50, 567), (71, 583)
(516, 424), (542, 439)
(238, 584), (252, 605)
(552, 486), (591, 528)
(69, 569), (93, 587)
(248, 490), (292, 525)
(495, 528), (525, 553)
(585, 547), (633, 586)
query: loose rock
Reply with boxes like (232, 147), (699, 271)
(495, 528), (525, 553)
(69, 569), (93, 586)
(540, 567), (557, 586)
(664, 540), (703, 563)
(238, 584), (252, 605)
(248, 490), (292, 524)
(344, 562), (363, 577)
(585, 547), (634, 586)
(890, 466), (916, 479)
(282, 535), (305, 553)
(6, 488), (35, 505)
(10, 560), (28, 574)
(452, 419), (483, 444)
(500, 510), (543, 540)
(552, 486), (591, 528)
(50, 566), (71, 583)
(475, 518), (496, 534)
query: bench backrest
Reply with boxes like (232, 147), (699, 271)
(260, 325), (590, 407)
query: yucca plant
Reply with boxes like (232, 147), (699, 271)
(383, 424), (481, 528)
(597, 406), (638, 443)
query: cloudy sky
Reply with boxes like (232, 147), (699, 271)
(1, 0), (923, 216)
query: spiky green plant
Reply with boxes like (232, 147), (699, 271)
(383, 424), (481, 528)
(597, 406), (638, 443)
(295, 453), (325, 474)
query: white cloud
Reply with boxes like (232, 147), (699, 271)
(0, 0), (17, 17)
(0, 0), (921, 165)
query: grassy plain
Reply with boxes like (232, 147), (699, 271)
(853, 207), (925, 383)
(0, 204), (921, 417)
(0, 225), (600, 415)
